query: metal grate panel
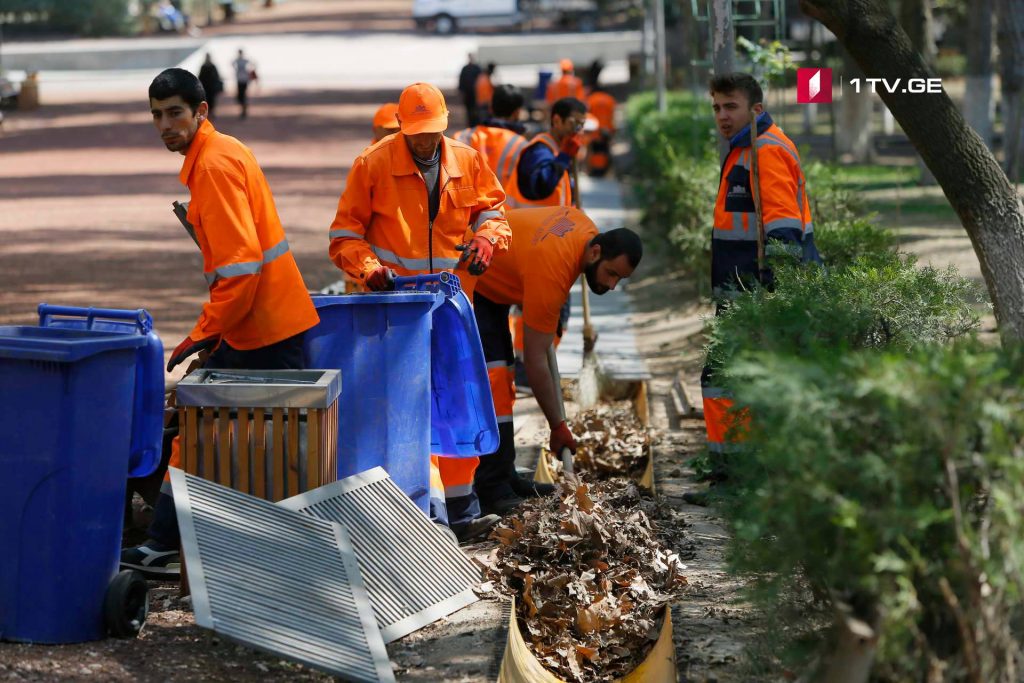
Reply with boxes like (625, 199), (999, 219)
(170, 469), (395, 683)
(280, 467), (480, 642)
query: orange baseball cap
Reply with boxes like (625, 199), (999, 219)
(560, 58), (574, 72)
(397, 83), (448, 135)
(372, 102), (400, 129)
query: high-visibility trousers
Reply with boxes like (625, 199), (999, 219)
(474, 293), (519, 504)
(700, 365), (747, 457)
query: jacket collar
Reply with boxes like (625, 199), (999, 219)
(179, 118), (215, 185)
(728, 111), (774, 149)
(481, 117), (527, 135)
(390, 134), (464, 181)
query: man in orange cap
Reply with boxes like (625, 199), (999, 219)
(546, 58), (585, 105)
(328, 82), (511, 542)
(371, 102), (400, 144)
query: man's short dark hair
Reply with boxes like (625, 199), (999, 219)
(149, 68), (205, 112)
(708, 72), (763, 108)
(551, 97), (586, 123)
(491, 84), (524, 119)
(591, 228), (643, 268)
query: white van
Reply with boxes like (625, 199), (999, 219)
(412, 0), (598, 35)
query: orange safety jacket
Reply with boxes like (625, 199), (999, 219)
(475, 73), (494, 109)
(586, 91), (616, 133)
(180, 120), (319, 349)
(506, 133), (571, 209)
(711, 113), (819, 300)
(452, 124), (531, 201)
(328, 133), (511, 297)
(546, 74), (585, 104)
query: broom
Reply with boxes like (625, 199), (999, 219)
(573, 158), (602, 412)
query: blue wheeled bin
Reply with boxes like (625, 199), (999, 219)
(303, 272), (498, 513)
(38, 305), (165, 477)
(0, 324), (154, 643)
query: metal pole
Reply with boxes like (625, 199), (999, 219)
(654, 0), (667, 112)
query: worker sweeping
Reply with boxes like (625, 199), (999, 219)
(122, 68), (319, 578)
(699, 73), (822, 491)
(473, 206), (643, 515)
(327, 81), (511, 542)
(371, 102), (400, 144)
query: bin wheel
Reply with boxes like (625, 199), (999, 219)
(105, 570), (149, 638)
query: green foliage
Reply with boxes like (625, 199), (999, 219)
(813, 217), (898, 270)
(724, 341), (1024, 680)
(705, 255), (981, 371)
(3, 0), (135, 36)
(736, 37), (797, 87)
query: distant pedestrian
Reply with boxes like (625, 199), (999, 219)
(475, 62), (496, 121)
(232, 48), (256, 118)
(457, 53), (482, 126)
(197, 53), (223, 119)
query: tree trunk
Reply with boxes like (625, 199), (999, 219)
(997, 0), (1024, 182)
(900, 0), (937, 185)
(798, 0), (1024, 342)
(964, 0), (995, 148)
(710, 0), (735, 160)
(837, 49), (874, 162)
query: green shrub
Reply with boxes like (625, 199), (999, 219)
(813, 216), (898, 270)
(724, 342), (1024, 680)
(705, 255), (981, 371)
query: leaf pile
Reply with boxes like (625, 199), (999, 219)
(561, 402), (652, 480)
(480, 479), (687, 681)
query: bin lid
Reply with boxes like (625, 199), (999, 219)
(429, 290), (499, 457)
(312, 291), (436, 308)
(0, 326), (146, 362)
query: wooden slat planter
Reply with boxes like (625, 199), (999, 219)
(175, 369), (341, 503)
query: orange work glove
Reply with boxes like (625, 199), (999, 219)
(549, 420), (577, 455)
(365, 266), (396, 291)
(461, 235), (496, 275)
(559, 133), (584, 158)
(167, 335), (220, 373)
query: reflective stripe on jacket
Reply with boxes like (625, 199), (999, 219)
(452, 125), (531, 200)
(328, 133), (511, 295)
(180, 120), (318, 350)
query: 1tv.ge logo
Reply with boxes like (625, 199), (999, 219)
(797, 67), (943, 103)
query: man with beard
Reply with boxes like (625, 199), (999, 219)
(471, 206), (642, 514)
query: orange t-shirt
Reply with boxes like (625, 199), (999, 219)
(476, 206), (597, 334)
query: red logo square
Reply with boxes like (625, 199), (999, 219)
(797, 68), (832, 103)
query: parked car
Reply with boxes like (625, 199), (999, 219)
(412, 0), (598, 35)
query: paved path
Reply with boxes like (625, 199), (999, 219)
(557, 174), (650, 382)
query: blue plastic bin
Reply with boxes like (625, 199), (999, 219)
(0, 326), (147, 643)
(304, 273), (498, 513)
(38, 304), (164, 478)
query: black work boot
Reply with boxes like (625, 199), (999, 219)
(451, 514), (501, 543)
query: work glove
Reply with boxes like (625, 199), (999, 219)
(459, 235), (496, 275)
(559, 133), (584, 158)
(549, 420), (578, 455)
(167, 335), (220, 373)
(365, 265), (396, 291)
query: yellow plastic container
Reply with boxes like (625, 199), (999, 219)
(498, 598), (677, 683)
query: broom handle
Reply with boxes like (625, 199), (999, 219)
(571, 158), (594, 336)
(546, 344), (574, 475)
(749, 109), (766, 276)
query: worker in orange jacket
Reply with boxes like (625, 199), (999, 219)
(700, 72), (822, 483)
(584, 84), (616, 176)
(122, 68), (319, 578)
(475, 62), (496, 121)
(546, 58), (585, 106)
(473, 207), (643, 514)
(371, 102), (400, 143)
(328, 82), (511, 542)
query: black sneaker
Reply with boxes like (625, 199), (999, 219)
(451, 514), (501, 543)
(120, 543), (181, 580)
(480, 494), (524, 516)
(510, 476), (555, 498)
